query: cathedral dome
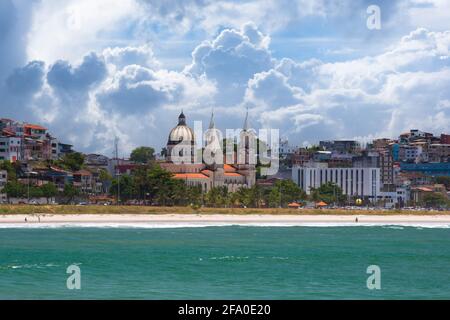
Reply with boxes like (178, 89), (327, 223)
(168, 111), (195, 144)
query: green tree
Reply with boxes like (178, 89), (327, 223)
(205, 186), (229, 207)
(61, 183), (80, 204)
(146, 165), (174, 205)
(110, 174), (135, 203)
(130, 147), (155, 164)
(58, 152), (85, 171)
(248, 185), (265, 208)
(0, 160), (19, 181)
(434, 177), (450, 190)
(310, 182), (345, 205)
(99, 169), (113, 193)
(29, 186), (43, 199)
(422, 192), (448, 208)
(266, 180), (306, 207)
(131, 166), (151, 203)
(170, 179), (188, 206)
(268, 187), (281, 208)
(186, 185), (202, 206)
(3, 181), (26, 201)
(40, 183), (58, 204)
(234, 187), (253, 208)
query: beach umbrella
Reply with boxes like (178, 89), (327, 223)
(316, 201), (328, 207)
(288, 202), (301, 208)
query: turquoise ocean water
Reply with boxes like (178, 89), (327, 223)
(1, 225), (450, 299)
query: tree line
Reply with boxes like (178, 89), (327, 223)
(109, 163), (307, 208)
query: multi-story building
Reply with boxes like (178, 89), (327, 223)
(377, 148), (394, 191)
(353, 150), (394, 191)
(372, 138), (393, 149)
(319, 140), (360, 154)
(353, 152), (379, 168)
(440, 134), (450, 145)
(327, 153), (353, 168)
(279, 138), (297, 156)
(0, 119), (73, 162)
(292, 148), (312, 166)
(73, 170), (95, 194)
(0, 170), (7, 203)
(57, 143), (74, 159)
(313, 150), (332, 162)
(428, 144), (450, 163)
(399, 129), (435, 144)
(0, 136), (23, 161)
(398, 145), (422, 162)
(292, 163), (381, 201)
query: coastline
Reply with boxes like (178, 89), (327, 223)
(2, 213), (450, 227)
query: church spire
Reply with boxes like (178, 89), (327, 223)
(243, 106), (250, 131)
(178, 109), (186, 125)
(208, 108), (215, 129)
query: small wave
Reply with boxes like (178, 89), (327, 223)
(2, 263), (60, 270)
(382, 226), (405, 230)
(210, 256), (249, 261)
(0, 222), (449, 229)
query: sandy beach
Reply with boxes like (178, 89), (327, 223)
(1, 213), (450, 226)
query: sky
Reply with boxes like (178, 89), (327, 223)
(1, 0), (450, 157)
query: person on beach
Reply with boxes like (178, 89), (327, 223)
(355, 217), (358, 223)
(24, 217), (27, 222)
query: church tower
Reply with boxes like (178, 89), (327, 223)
(204, 110), (225, 187)
(167, 111), (195, 163)
(237, 107), (256, 187)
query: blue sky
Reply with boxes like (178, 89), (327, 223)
(1, 0), (450, 156)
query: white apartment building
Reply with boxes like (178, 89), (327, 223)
(398, 145), (422, 162)
(0, 170), (7, 203)
(378, 187), (409, 208)
(0, 136), (22, 162)
(292, 163), (381, 200)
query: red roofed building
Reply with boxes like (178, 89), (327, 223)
(0, 119), (73, 162)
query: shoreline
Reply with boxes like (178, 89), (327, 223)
(2, 213), (450, 226)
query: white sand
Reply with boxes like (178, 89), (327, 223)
(1, 214), (450, 226)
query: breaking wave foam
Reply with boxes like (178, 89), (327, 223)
(0, 222), (449, 229)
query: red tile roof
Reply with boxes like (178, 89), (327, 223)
(1, 129), (15, 136)
(74, 170), (93, 176)
(25, 124), (47, 130)
(224, 164), (237, 172)
(413, 187), (433, 192)
(174, 173), (209, 179)
(224, 172), (242, 177)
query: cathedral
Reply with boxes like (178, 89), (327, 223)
(159, 110), (256, 193)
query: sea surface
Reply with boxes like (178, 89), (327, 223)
(1, 224), (450, 299)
